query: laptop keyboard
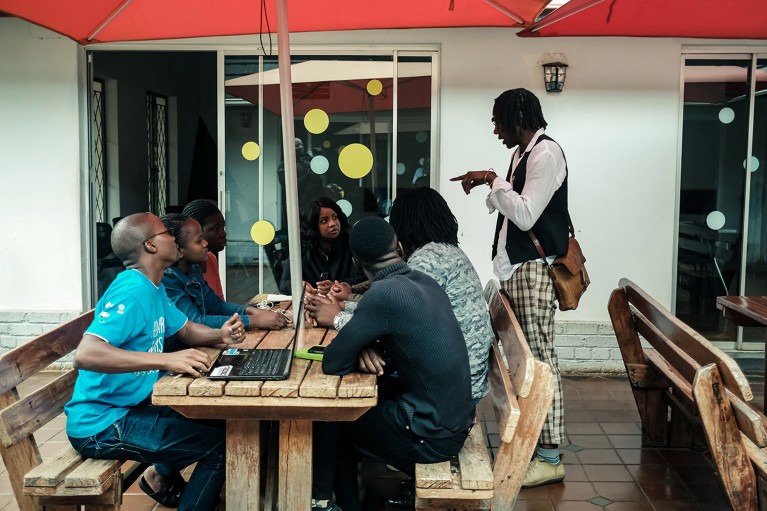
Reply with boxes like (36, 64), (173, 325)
(241, 349), (286, 377)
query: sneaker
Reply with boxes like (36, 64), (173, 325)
(521, 457), (565, 488)
(311, 499), (342, 511)
(385, 479), (414, 509)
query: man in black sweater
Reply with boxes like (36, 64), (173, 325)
(316, 216), (475, 510)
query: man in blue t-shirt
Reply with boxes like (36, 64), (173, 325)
(65, 212), (246, 511)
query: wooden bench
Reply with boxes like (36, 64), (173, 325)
(608, 277), (753, 447)
(0, 310), (148, 511)
(414, 280), (554, 510)
(693, 363), (767, 510)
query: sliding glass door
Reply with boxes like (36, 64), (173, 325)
(676, 55), (767, 348)
(222, 52), (437, 300)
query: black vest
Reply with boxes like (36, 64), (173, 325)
(491, 134), (570, 264)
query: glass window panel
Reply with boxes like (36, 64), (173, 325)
(224, 53), (434, 297)
(742, 58), (767, 342)
(395, 55), (433, 203)
(677, 58), (750, 343)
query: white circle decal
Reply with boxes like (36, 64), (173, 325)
(310, 155), (330, 175)
(719, 107), (735, 124)
(337, 199), (353, 217)
(706, 211), (726, 230)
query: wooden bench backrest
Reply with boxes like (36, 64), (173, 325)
(609, 278), (752, 402)
(485, 281), (554, 508)
(693, 363), (762, 510)
(0, 310), (92, 511)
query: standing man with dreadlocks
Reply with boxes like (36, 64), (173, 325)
(452, 88), (569, 488)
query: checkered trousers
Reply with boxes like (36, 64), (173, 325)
(501, 261), (565, 445)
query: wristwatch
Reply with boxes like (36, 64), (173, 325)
(333, 312), (344, 331)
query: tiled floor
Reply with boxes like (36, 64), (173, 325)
(6, 371), (763, 510)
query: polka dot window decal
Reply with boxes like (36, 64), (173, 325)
(706, 211), (726, 231)
(250, 220), (276, 245)
(323, 140), (332, 149)
(415, 131), (428, 143)
(337, 199), (353, 217)
(396, 163), (406, 175)
(242, 141), (261, 161)
(339, 143), (373, 179)
(719, 107), (735, 124)
(744, 156), (760, 173)
(304, 109), (329, 134)
(311, 155), (330, 175)
(367, 79), (383, 96)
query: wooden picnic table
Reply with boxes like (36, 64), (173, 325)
(151, 316), (377, 510)
(716, 295), (767, 408)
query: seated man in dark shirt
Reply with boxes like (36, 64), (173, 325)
(312, 216), (475, 510)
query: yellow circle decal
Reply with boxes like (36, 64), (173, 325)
(250, 220), (276, 246)
(367, 79), (383, 96)
(241, 141), (261, 161)
(338, 144), (373, 179)
(323, 140), (332, 149)
(304, 109), (329, 134)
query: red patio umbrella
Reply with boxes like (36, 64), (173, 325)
(2, 0), (557, 307)
(518, 0), (767, 39)
(0, 0), (551, 45)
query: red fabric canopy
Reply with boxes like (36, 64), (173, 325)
(519, 0), (767, 39)
(0, 0), (550, 45)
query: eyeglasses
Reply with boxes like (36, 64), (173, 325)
(143, 230), (169, 244)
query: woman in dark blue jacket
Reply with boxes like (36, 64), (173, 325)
(161, 214), (287, 350)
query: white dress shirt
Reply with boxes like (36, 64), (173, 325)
(486, 129), (567, 281)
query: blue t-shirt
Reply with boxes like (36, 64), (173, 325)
(65, 269), (188, 438)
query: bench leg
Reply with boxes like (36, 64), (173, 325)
(85, 467), (122, 511)
(632, 387), (668, 446)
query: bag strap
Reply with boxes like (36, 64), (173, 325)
(528, 222), (576, 267)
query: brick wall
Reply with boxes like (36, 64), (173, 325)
(556, 321), (624, 374)
(0, 310), (82, 370)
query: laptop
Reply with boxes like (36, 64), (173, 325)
(207, 289), (305, 381)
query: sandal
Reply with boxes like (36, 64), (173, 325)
(138, 472), (186, 508)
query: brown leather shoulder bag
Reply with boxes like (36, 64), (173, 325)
(528, 225), (590, 311)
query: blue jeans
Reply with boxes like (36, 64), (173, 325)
(69, 401), (225, 511)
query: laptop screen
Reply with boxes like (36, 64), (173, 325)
(290, 286), (307, 349)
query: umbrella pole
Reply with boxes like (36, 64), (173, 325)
(276, 0), (303, 317)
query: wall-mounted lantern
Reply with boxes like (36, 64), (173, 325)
(542, 61), (568, 93)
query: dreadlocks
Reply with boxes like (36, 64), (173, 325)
(492, 88), (548, 134)
(389, 187), (459, 259)
(182, 199), (220, 227)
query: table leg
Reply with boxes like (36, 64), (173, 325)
(278, 420), (313, 510)
(226, 419), (260, 510)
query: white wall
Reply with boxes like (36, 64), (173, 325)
(0, 20), (686, 321)
(438, 34), (682, 321)
(285, 29), (682, 321)
(0, 19), (84, 311)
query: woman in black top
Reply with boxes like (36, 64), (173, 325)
(279, 197), (365, 294)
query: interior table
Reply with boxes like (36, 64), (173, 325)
(152, 321), (377, 510)
(716, 295), (767, 407)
